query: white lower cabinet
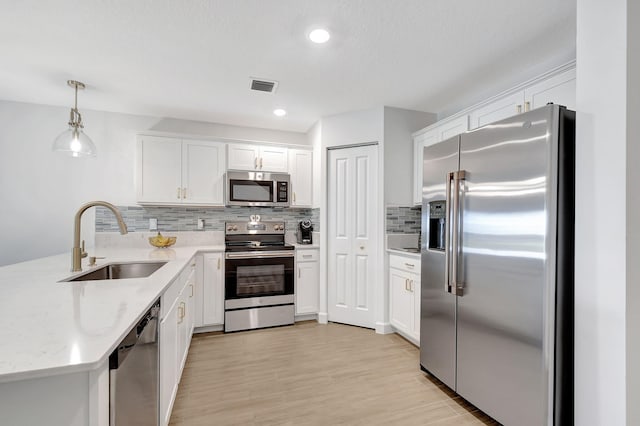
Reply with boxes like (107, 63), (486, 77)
(388, 253), (421, 345)
(202, 252), (224, 325)
(159, 258), (198, 426)
(295, 248), (319, 315)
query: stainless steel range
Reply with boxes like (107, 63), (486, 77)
(224, 219), (295, 332)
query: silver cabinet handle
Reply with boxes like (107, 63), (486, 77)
(189, 284), (194, 297)
(405, 278), (409, 291)
(177, 187), (181, 199)
(254, 157), (258, 169)
(302, 254), (312, 258)
(444, 172), (453, 293)
(404, 263), (414, 268)
(217, 257), (221, 269)
(260, 157), (263, 169)
(298, 268), (301, 278)
(524, 101), (531, 112)
(182, 188), (187, 199)
(293, 192), (296, 203)
(517, 104), (523, 113)
(409, 279), (414, 293)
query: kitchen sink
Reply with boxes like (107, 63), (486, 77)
(63, 261), (168, 282)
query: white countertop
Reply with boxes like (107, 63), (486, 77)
(387, 248), (421, 259)
(0, 245), (223, 383)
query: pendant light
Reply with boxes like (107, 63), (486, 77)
(52, 80), (96, 157)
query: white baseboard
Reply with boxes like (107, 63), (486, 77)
(194, 324), (223, 333)
(295, 313), (318, 322)
(317, 312), (328, 324)
(375, 322), (394, 334)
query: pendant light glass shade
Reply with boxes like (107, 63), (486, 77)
(52, 126), (96, 157)
(53, 80), (96, 157)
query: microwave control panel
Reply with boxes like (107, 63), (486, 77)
(277, 181), (288, 202)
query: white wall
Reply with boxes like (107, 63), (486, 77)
(383, 106), (436, 206)
(575, 0), (627, 424)
(307, 120), (322, 208)
(0, 100), (307, 266)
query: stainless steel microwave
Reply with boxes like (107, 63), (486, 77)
(225, 171), (290, 207)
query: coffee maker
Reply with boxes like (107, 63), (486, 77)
(297, 220), (313, 244)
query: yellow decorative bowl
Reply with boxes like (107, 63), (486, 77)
(149, 232), (177, 248)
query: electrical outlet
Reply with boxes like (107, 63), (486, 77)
(197, 218), (205, 230)
(149, 218), (158, 231)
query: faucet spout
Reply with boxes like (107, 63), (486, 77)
(72, 201), (128, 272)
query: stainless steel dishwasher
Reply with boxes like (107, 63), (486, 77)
(109, 299), (160, 426)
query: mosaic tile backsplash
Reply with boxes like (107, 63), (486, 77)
(386, 206), (421, 233)
(96, 206), (320, 233)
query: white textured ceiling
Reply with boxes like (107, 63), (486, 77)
(0, 0), (576, 133)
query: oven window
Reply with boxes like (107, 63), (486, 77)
(230, 180), (273, 202)
(236, 264), (285, 296)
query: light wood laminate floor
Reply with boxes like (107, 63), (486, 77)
(169, 321), (498, 425)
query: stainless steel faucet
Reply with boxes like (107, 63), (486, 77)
(72, 201), (128, 272)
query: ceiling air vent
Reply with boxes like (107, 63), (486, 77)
(250, 78), (278, 94)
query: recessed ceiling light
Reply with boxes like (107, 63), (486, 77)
(308, 28), (330, 44)
(273, 109), (287, 117)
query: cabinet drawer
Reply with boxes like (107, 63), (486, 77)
(161, 258), (196, 318)
(296, 249), (319, 262)
(389, 255), (420, 273)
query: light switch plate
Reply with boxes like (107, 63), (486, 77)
(149, 218), (158, 231)
(197, 218), (205, 230)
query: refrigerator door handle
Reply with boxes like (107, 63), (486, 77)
(444, 171), (454, 293)
(452, 170), (466, 296)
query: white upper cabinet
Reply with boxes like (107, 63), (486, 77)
(182, 140), (225, 205)
(469, 67), (576, 130)
(137, 136), (225, 206)
(413, 115), (469, 205)
(137, 136), (183, 204)
(288, 149), (313, 207)
(469, 91), (525, 130)
(227, 144), (288, 172)
(524, 67), (576, 111)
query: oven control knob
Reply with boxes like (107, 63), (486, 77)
(232, 225), (238, 231)
(227, 226), (233, 231)
(274, 225), (279, 231)
(276, 225), (282, 231)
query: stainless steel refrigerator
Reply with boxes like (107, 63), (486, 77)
(420, 104), (574, 426)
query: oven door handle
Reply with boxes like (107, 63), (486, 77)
(225, 251), (295, 259)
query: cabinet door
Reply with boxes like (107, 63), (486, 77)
(410, 273), (420, 343)
(413, 129), (438, 205)
(159, 302), (178, 426)
(202, 252), (224, 325)
(228, 144), (259, 170)
(177, 288), (189, 375)
(182, 140), (225, 205)
(137, 136), (182, 204)
(259, 146), (288, 172)
(296, 260), (319, 314)
(289, 149), (313, 207)
(193, 255), (204, 327)
(525, 68), (576, 111)
(469, 91), (525, 130)
(389, 268), (412, 334)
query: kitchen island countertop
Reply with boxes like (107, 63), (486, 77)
(0, 245), (223, 383)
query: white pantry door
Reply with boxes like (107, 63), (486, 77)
(327, 144), (378, 328)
